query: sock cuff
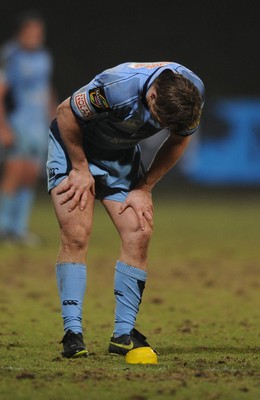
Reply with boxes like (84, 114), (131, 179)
(56, 263), (87, 277)
(115, 261), (147, 281)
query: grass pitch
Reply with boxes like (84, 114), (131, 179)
(0, 185), (259, 400)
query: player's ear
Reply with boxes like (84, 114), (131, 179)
(150, 86), (157, 99)
(147, 84), (157, 99)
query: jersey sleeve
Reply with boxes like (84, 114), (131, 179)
(70, 63), (143, 122)
(70, 82), (109, 122)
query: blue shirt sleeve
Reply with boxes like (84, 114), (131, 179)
(70, 64), (143, 121)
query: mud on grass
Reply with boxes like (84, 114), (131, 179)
(0, 188), (260, 399)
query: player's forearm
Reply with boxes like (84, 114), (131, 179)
(137, 134), (191, 191)
(57, 98), (89, 171)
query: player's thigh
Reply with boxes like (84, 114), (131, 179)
(102, 199), (152, 241)
(51, 178), (95, 242)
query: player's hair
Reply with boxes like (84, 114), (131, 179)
(153, 70), (202, 134)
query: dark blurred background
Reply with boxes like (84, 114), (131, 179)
(1, 0), (259, 186)
(1, 0), (258, 98)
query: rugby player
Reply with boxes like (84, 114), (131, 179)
(0, 11), (55, 245)
(46, 62), (204, 359)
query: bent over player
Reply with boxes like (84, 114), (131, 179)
(46, 62), (204, 360)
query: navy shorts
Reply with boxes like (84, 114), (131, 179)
(46, 121), (144, 202)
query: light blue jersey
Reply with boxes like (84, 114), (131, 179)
(70, 62), (205, 150)
(0, 41), (53, 161)
(47, 62), (204, 201)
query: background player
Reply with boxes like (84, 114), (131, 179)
(0, 11), (56, 245)
(46, 62), (204, 359)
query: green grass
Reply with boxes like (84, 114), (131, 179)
(0, 186), (260, 400)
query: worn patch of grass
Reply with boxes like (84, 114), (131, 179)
(0, 186), (260, 400)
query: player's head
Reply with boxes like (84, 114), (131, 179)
(15, 11), (46, 50)
(148, 70), (202, 134)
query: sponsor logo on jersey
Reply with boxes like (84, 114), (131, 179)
(129, 62), (171, 69)
(74, 92), (94, 119)
(89, 87), (110, 112)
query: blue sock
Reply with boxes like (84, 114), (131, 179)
(114, 261), (147, 337)
(12, 188), (34, 236)
(0, 192), (16, 234)
(56, 263), (87, 334)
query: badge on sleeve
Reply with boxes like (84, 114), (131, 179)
(89, 87), (110, 112)
(74, 92), (95, 120)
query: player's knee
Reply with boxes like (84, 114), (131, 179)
(139, 224), (153, 244)
(60, 224), (90, 252)
(123, 223), (153, 248)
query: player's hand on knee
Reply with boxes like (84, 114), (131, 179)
(56, 169), (95, 211)
(119, 189), (153, 231)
